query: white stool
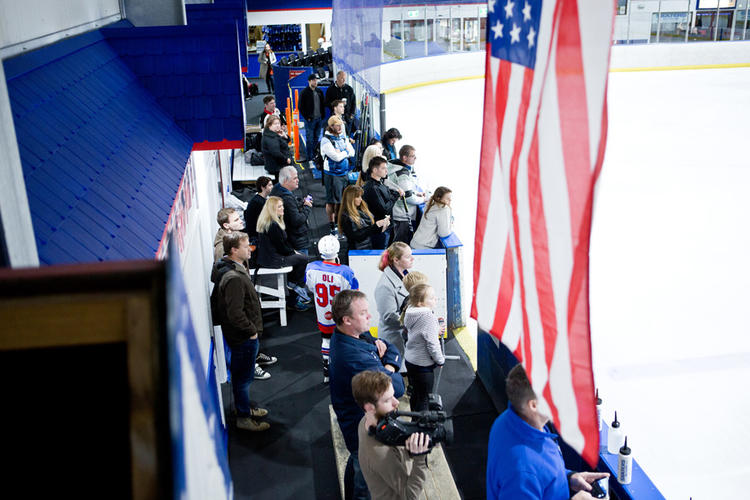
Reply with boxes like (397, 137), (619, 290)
(254, 266), (293, 326)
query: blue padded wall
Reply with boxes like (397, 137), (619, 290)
(102, 25), (244, 146)
(4, 30), (192, 265)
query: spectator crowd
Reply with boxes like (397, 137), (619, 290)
(212, 72), (603, 500)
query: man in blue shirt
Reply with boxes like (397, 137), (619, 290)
(329, 290), (404, 500)
(486, 365), (608, 500)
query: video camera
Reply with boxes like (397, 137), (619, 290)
(370, 409), (453, 454)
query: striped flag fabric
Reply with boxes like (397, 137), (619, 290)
(472, 0), (614, 465)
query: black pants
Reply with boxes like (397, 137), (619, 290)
(265, 71), (274, 94)
(282, 252), (308, 285)
(392, 219), (413, 245)
(405, 361), (435, 412)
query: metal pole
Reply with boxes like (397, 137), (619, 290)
(714, 2), (721, 41)
(744, 0), (749, 40)
(424, 6), (429, 57)
(626, 0), (632, 43)
(685, 0), (691, 43)
(656, 0), (663, 42)
(400, 8), (405, 58)
(379, 92), (386, 139)
(449, 6), (453, 52)
(476, 4), (481, 51)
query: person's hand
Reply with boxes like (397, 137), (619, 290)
(303, 198), (313, 207)
(405, 432), (430, 455)
(250, 334), (258, 340)
(571, 492), (595, 500)
(282, 124), (288, 133)
(374, 339), (387, 358)
(397, 188), (405, 197)
(286, 158), (291, 164)
(569, 472), (609, 493)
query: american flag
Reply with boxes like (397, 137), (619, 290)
(472, 0), (614, 465)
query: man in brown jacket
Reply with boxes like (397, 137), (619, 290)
(211, 232), (270, 431)
(352, 371), (430, 500)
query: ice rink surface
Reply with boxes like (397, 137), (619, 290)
(388, 67), (750, 499)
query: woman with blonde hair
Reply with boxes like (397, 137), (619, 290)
(256, 196), (311, 309)
(403, 283), (445, 411)
(357, 141), (383, 187)
(374, 242), (414, 369)
(337, 185), (390, 250)
(410, 186), (453, 250)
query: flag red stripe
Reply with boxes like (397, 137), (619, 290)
(491, 237), (515, 336)
(527, 129), (562, 429)
(472, 48), (498, 322)
(556, 0), (598, 466)
(507, 67), (535, 372)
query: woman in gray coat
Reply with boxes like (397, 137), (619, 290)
(374, 241), (414, 371)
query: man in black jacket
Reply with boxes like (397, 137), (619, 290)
(299, 73), (325, 164)
(270, 166), (313, 253)
(362, 156), (398, 249)
(211, 232), (270, 432)
(325, 71), (356, 130)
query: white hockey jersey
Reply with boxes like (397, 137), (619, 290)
(305, 261), (359, 334)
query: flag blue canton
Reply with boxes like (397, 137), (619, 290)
(487, 0), (543, 69)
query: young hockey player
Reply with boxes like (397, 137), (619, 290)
(306, 235), (359, 383)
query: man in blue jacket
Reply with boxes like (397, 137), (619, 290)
(329, 290), (404, 500)
(486, 364), (608, 500)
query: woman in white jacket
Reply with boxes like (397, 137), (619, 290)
(411, 187), (453, 249)
(258, 44), (277, 94)
(403, 283), (445, 411)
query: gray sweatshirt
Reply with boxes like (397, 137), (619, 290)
(403, 306), (445, 367)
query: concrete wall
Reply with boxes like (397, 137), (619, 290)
(0, 0), (121, 58)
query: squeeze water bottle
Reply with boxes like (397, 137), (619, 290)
(617, 436), (632, 485)
(607, 411), (624, 454)
(595, 389), (603, 432)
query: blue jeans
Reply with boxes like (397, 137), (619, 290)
(230, 337), (259, 417)
(344, 452), (370, 500)
(305, 117), (324, 160)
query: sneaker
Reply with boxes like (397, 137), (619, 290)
(254, 365), (271, 380)
(323, 374), (330, 384)
(256, 352), (278, 366)
(236, 417), (270, 432)
(250, 407), (268, 418)
(286, 282), (312, 303)
(295, 298), (312, 311)
(293, 284), (312, 303)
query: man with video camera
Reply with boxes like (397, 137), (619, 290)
(329, 290), (405, 500)
(352, 371), (430, 500)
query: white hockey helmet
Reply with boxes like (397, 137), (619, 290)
(318, 235), (340, 260)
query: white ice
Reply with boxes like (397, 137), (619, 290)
(388, 67), (750, 499)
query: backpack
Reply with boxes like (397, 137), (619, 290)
(249, 83), (259, 96)
(210, 261), (240, 326)
(250, 151), (265, 165)
(246, 132), (262, 152)
(312, 141), (325, 171)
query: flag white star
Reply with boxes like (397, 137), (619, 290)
(527, 26), (536, 47)
(488, 0), (496, 13)
(504, 0), (515, 19)
(491, 20), (504, 39)
(510, 22), (521, 44)
(522, 1), (532, 21)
